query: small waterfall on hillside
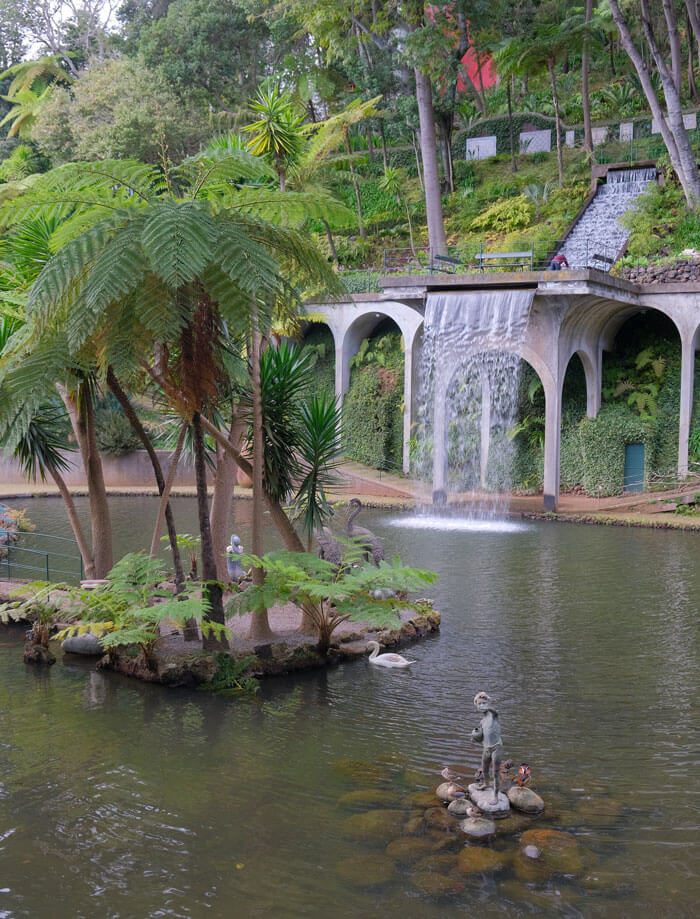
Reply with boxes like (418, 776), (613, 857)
(557, 167), (657, 269)
(411, 289), (534, 521)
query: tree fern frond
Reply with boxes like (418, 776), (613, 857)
(181, 145), (275, 198)
(141, 202), (217, 288)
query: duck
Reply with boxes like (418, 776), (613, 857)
(366, 640), (415, 668)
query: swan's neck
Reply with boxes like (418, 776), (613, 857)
(368, 644), (378, 660)
(348, 504), (361, 528)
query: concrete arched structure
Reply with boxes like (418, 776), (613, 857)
(311, 273), (700, 507)
(308, 298), (424, 472)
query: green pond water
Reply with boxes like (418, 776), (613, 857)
(0, 496), (698, 918)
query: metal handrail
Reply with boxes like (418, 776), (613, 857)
(1, 533), (83, 583)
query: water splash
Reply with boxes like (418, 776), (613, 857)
(413, 290), (534, 518)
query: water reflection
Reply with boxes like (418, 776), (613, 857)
(0, 500), (697, 916)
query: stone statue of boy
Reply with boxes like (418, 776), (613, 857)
(470, 691), (503, 804)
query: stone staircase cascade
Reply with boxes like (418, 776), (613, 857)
(557, 167), (657, 269)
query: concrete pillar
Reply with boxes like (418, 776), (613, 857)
(586, 347), (602, 419)
(334, 343), (349, 406)
(678, 335), (695, 478)
(543, 379), (561, 511)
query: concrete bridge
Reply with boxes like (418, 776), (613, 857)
(311, 269), (700, 509)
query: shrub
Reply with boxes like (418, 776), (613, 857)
(343, 366), (403, 471)
(95, 402), (141, 455)
(470, 195), (534, 233)
(573, 404), (653, 496)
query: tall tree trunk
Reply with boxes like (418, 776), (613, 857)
(379, 120), (388, 169)
(47, 465), (95, 579)
(106, 367), (184, 587)
(344, 129), (367, 238)
(611, 0), (700, 204)
(247, 309), (275, 641)
(687, 0), (700, 45)
(609, 38), (616, 76)
(582, 0), (594, 154)
(507, 79), (518, 173)
(150, 422), (187, 558)
(321, 218), (338, 262)
(547, 60), (564, 187)
(412, 129), (424, 191)
(663, 0), (683, 94)
(192, 411), (227, 650)
(414, 66), (447, 256)
(59, 383), (113, 577)
(194, 411), (307, 554)
(688, 11), (698, 101)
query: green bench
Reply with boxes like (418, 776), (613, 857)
(474, 250), (534, 272)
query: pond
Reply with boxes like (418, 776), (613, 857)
(0, 497), (698, 917)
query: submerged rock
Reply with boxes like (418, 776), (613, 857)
(406, 790), (439, 808)
(335, 854), (396, 888)
(457, 846), (510, 874)
(332, 758), (392, 786)
(341, 809), (404, 843)
(459, 816), (496, 840)
(385, 836), (434, 864)
(507, 786), (545, 814)
(514, 828), (585, 882)
(337, 788), (401, 809)
(413, 853), (458, 875)
(436, 781), (466, 803)
(410, 872), (464, 898)
(424, 806), (459, 831)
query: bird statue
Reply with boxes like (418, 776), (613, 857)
(366, 640), (414, 668)
(316, 524), (345, 567)
(226, 534), (245, 582)
(346, 498), (384, 565)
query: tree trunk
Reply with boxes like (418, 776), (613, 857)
(379, 120), (388, 169)
(414, 66), (447, 256)
(663, 0), (683, 94)
(60, 383), (113, 578)
(367, 124), (374, 162)
(107, 367), (184, 587)
(321, 218), (339, 262)
(507, 80), (518, 173)
(192, 411), (227, 650)
(548, 60), (564, 187)
(344, 129), (366, 238)
(609, 38), (616, 76)
(196, 411), (306, 553)
(404, 197), (417, 257)
(149, 422), (187, 558)
(48, 465), (95, 579)
(582, 0), (594, 154)
(612, 0), (700, 204)
(247, 309), (275, 642)
(688, 11), (698, 101)
(412, 129), (424, 191)
(687, 0), (700, 45)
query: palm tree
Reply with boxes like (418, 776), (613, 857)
(0, 149), (342, 644)
(244, 87), (308, 190)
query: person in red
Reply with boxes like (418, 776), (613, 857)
(549, 253), (569, 270)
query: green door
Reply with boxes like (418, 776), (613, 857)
(624, 443), (645, 492)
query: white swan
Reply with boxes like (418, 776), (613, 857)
(366, 640), (415, 668)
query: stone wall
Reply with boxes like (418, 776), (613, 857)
(0, 448), (209, 488)
(620, 258), (700, 284)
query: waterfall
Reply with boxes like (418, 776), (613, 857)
(413, 289), (534, 515)
(557, 167), (656, 270)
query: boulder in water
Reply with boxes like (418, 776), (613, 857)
(385, 836), (434, 864)
(447, 797), (470, 817)
(468, 783), (510, 817)
(341, 809), (404, 843)
(457, 846), (510, 874)
(62, 633), (104, 656)
(459, 816), (496, 840)
(507, 785), (545, 814)
(23, 642), (55, 666)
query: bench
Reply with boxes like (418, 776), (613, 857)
(474, 250), (534, 272)
(429, 252), (462, 273)
(591, 252), (615, 269)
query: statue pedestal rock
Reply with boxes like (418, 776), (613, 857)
(468, 783), (510, 817)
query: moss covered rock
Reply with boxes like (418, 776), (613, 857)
(341, 809), (404, 843)
(385, 836), (434, 864)
(457, 846), (510, 874)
